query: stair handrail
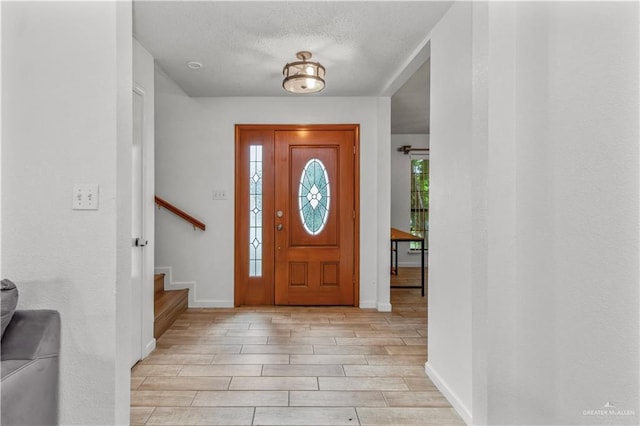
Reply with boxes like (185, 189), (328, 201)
(154, 195), (206, 231)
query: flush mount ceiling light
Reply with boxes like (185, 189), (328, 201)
(282, 51), (326, 94)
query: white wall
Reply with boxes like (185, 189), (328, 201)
(390, 134), (429, 267)
(523, 3), (637, 424)
(376, 98), (392, 312)
(0, 3), (3, 281)
(2, 2), (132, 424)
(426, 1), (474, 422)
(470, 2), (489, 423)
(154, 68), (390, 310)
(482, 2), (639, 424)
(114, 3), (133, 422)
(428, 1), (639, 425)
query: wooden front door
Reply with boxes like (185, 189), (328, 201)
(235, 125), (359, 306)
(274, 129), (356, 305)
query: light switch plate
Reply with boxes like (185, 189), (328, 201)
(73, 184), (99, 210)
(212, 190), (227, 200)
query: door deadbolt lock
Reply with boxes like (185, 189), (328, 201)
(276, 210), (284, 218)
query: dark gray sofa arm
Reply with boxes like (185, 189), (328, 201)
(1, 310), (60, 426)
(1, 310), (60, 361)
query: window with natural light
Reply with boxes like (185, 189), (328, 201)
(410, 156), (429, 250)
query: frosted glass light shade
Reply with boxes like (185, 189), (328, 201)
(283, 51), (326, 94)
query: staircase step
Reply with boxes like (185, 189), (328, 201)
(154, 273), (165, 295)
(154, 288), (188, 339)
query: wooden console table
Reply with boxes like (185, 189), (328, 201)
(390, 228), (425, 297)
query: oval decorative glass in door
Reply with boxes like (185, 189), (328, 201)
(298, 158), (330, 235)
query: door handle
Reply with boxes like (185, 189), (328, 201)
(276, 224), (283, 231)
(134, 238), (148, 247)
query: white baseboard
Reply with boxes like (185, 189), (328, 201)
(155, 267), (391, 310)
(377, 302), (392, 312)
(357, 301), (393, 312)
(425, 362), (472, 425)
(143, 338), (156, 358)
(154, 266), (233, 308)
(397, 261), (422, 268)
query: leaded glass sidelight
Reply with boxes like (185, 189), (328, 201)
(298, 158), (330, 235)
(249, 145), (263, 277)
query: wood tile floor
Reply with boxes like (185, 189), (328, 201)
(131, 268), (464, 425)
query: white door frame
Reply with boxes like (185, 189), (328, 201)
(131, 86), (145, 366)
(132, 83), (156, 364)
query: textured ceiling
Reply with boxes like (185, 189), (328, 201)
(133, 1), (448, 133)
